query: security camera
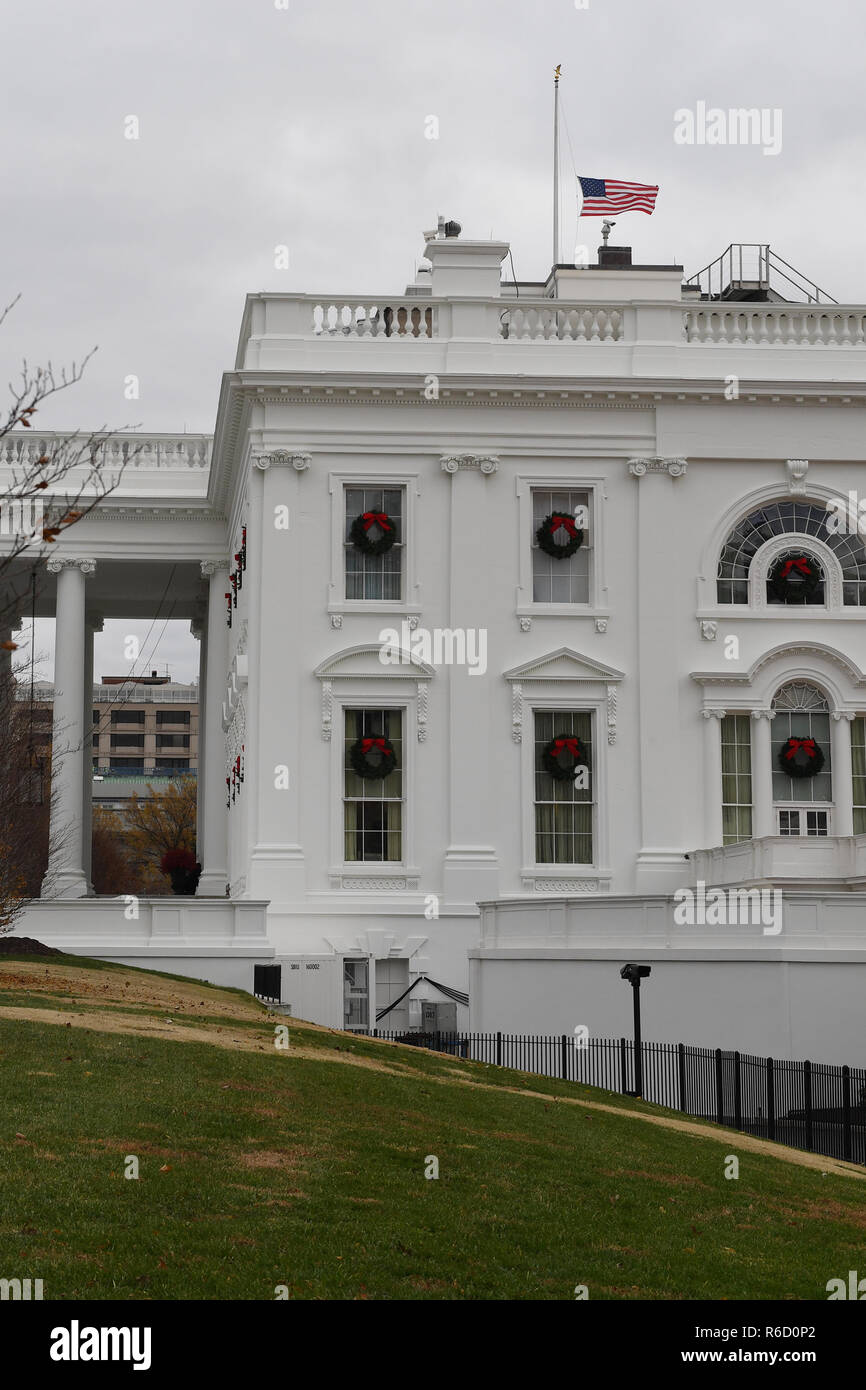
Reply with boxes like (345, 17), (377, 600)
(620, 963), (651, 983)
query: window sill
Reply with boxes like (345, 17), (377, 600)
(517, 606), (609, 619)
(698, 606), (865, 620)
(328, 602), (422, 617)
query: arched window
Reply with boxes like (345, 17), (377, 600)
(771, 682), (832, 814)
(716, 501), (866, 604)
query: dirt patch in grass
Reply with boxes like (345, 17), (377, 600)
(237, 1149), (314, 1171)
(601, 1168), (713, 1190)
(0, 963), (263, 1022)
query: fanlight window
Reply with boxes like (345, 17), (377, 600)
(772, 682), (828, 712)
(716, 501), (866, 604)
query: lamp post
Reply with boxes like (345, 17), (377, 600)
(620, 963), (651, 1097)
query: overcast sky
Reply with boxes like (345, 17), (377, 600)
(5, 0), (866, 681)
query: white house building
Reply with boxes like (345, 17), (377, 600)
(6, 223), (866, 1062)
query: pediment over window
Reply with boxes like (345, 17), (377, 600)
(504, 647), (623, 746)
(314, 643), (434, 682)
(503, 647), (624, 684)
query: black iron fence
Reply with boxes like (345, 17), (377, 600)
(363, 1029), (866, 1166)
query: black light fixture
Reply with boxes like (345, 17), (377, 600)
(620, 963), (651, 1098)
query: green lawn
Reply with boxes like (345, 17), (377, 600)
(0, 960), (864, 1300)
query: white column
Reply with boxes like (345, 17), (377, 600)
(191, 613), (205, 864)
(751, 709), (776, 839)
(81, 614), (101, 894)
(702, 708), (726, 849)
(630, 459), (691, 888)
(440, 455), (500, 906)
(196, 560), (230, 895)
(831, 712), (855, 837)
(43, 558), (95, 898)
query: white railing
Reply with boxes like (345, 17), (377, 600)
(683, 306), (866, 346)
(0, 433), (212, 470)
(499, 303), (624, 342)
(312, 301), (435, 339)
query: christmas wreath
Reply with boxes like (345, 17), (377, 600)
(769, 553), (821, 603)
(777, 736), (825, 779)
(349, 510), (397, 556)
(535, 512), (583, 560)
(350, 734), (397, 780)
(541, 733), (589, 782)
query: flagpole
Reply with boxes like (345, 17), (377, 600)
(553, 64), (561, 266)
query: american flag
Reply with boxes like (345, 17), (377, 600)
(577, 176), (659, 216)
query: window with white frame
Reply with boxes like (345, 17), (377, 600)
(771, 681), (832, 813)
(344, 708), (403, 862)
(721, 714), (752, 844)
(716, 501), (866, 605)
(344, 486), (403, 601)
(852, 717), (866, 834)
(533, 710), (593, 863)
(531, 488), (591, 604)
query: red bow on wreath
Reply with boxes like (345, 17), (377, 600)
(779, 557), (811, 580)
(784, 738), (817, 760)
(361, 512), (392, 532)
(552, 736), (582, 759)
(550, 514), (578, 539)
(361, 736), (388, 754)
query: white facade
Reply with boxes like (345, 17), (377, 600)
(7, 226), (866, 1059)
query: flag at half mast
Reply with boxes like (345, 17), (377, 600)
(577, 176), (659, 216)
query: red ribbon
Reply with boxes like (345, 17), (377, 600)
(362, 511), (392, 532)
(779, 557), (811, 580)
(361, 736), (388, 754)
(784, 738), (817, 760)
(549, 514), (578, 539)
(552, 736), (582, 759)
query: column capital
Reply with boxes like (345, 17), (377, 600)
(440, 453), (499, 475)
(252, 450), (312, 472)
(627, 457), (688, 478)
(750, 708), (776, 720)
(832, 710), (856, 723)
(701, 707), (727, 721)
(46, 557), (97, 575)
(200, 559), (230, 579)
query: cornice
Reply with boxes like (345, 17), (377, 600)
(88, 507), (225, 523)
(230, 374), (866, 411)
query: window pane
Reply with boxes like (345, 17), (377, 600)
(531, 489), (591, 604)
(344, 708), (403, 862)
(344, 486), (404, 602)
(533, 710), (593, 864)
